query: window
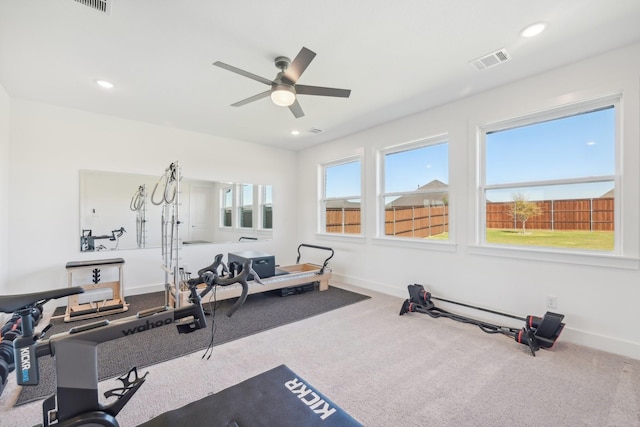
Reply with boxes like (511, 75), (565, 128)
(259, 185), (273, 230)
(380, 138), (449, 240)
(220, 186), (233, 227)
(321, 159), (361, 234)
(481, 100), (617, 252)
(239, 184), (253, 228)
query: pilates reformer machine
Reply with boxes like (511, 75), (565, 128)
(169, 244), (335, 307)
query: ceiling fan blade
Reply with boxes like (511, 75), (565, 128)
(288, 99), (305, 118)
(213, 61), (274, 86)
(231, 90), (271, 107)
(295, 85), (351, 98)
(282, 47), (316, 84)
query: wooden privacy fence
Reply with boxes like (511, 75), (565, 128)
(325, 208), (362, 234)
(384, 205), (448, 237)
(325, 205), (449, 236)
(326, 197), (614, 234)
(486, 198), (614, 231)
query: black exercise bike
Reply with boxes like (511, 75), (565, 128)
(0, 256), (257, 427)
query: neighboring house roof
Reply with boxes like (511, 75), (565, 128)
(325, 199), (360, 209)
(387, 179), (448, 207)
(600, 189), (614, 198)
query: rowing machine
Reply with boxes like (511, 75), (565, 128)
(399, 284), (565, 356)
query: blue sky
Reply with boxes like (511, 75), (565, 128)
(326, 106), (615, 201)
(385, 143), (448, 193)
(486, 107), (615, 201)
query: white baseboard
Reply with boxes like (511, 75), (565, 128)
(332, 273), (640, 361)
(560, 327), (640, 360)
(332, 272), (406, 299)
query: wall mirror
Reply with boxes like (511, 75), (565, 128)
(79, 170), (273, 252)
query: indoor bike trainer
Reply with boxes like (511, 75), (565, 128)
(399, 284), (565, 356)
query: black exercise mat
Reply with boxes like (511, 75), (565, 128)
(138, 364), (363, 427)
(15, 286), (369, 405)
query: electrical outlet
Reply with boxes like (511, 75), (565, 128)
(546, 295), (558, 309)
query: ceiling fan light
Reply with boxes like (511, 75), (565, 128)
(520, 22), (548, 38)
(271, 85), (296, 106)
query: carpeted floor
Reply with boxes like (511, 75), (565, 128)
(15, 285), (369, 405)
(3, 283), (638, 427)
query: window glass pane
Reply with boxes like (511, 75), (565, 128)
(325, 199), (361, 234)
(485, 181), (614, 250)
(384, 195), (449, 238)
(385, 143), (448, 193)
(326, 161), (360, 198)
(262, 185), (272, 229)
(222, 187), (232, 227)
(486, 107), (615, 185)
(483, 104), (616, 252)
(240, 184), (253, 228)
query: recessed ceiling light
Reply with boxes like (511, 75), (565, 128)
(96, 80), (115, 89)
(290, 130), (300, 136)
(520, 22), (548, 38)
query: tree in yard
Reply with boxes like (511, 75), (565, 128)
(508, 193), (541, 234)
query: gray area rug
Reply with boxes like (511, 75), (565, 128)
(16, 286), (369, 405)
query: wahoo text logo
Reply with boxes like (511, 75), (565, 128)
(284, 378), (336, 420)
(121, 318), (174, 336)
(20, 348), (31, 382)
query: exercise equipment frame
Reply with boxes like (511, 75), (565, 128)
(399, 284), (565, 356)
(0, 256), (256, 427)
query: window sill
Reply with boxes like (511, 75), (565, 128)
(315, 233), (366, 244)
(371, 236), (457, 252)
(467, 244), (640, 269)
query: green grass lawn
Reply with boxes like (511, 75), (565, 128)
(427, 229), (614, 250)
(486, 229), (613, 250)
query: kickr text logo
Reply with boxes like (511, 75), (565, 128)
(20, 347), (31, 382)
(284, 377), (336, 420)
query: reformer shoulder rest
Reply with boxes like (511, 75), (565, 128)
(0, 287), (84, 313)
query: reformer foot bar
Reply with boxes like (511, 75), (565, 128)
(399, 284), (565, 356)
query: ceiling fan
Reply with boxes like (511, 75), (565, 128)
(213, 47), (351, 118)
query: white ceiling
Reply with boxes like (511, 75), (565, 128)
(1, 1), (640, 151)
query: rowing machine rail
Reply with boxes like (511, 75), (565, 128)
(399, 284), (565, 356)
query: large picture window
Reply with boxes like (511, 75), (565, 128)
(380, 138), (449, 240)
(321, 158), (361, 234)
(481, 99), (617, 252)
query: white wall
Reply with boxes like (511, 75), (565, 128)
(0, 83), (9, 294)
(6, 100), (298, 296)
(297, 42), (640, 359)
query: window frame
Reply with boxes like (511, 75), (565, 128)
(238, 183), (254, 230)
(258, 184), (273, 231)
(377, 135), (450, 242)
(220, 185), (233, 228)
(477, 95), (621, 254)
(319, 156), (363, 236)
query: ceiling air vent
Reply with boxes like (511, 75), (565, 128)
(470, 48), (510, 71)
(308, 128), (323, 134)
(74, 0), (111, 14)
